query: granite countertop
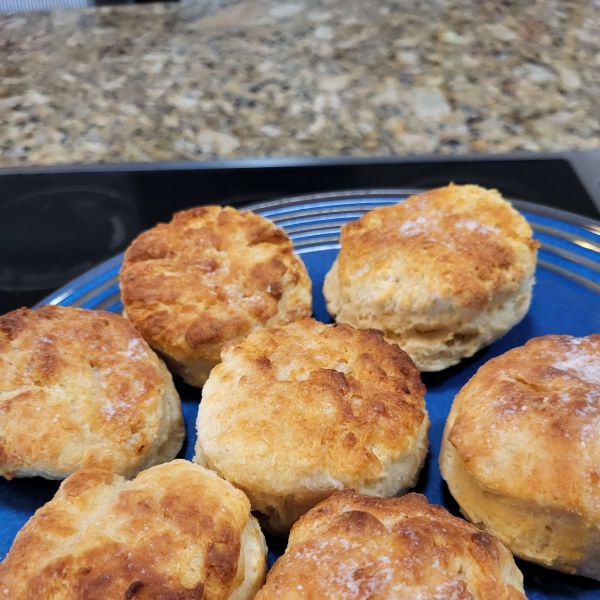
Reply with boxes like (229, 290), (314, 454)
(0, 0), (599, 168)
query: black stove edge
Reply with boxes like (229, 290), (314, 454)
(1, 150), (599, 213)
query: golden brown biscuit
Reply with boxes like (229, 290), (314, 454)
(194, 318), (429, 534)
(0, 305), (184, 480)
(441, 335), (600, 578)
(0, 460), (267, 599)
(323, 184), (539, 371)
(256, 491), (527, 600)
(120, 206), (312, 387)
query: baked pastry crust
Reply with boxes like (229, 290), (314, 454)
(194, 318), (429, 533)
(323, 184), (539, 371)
(441, 334), (600, 578)
(0, 460), (267, 600)
(256, 491), (526, 600)
(120, 206), (312, 387)
(0, 305), (184, 480)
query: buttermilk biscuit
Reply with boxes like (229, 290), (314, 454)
(0, 460), (267, 599)
(0, 305), (184, 480)
(323, 184), (539, 371)
(256, 491), (526, 600)
(120, 205), (312, 387)
(194, 318), (429, 534)
(440, 335), (600, 578)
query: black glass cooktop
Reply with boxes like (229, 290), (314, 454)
(1, 151), (599, 315)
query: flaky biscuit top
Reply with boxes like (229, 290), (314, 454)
(257, 491), (526, 600)
(197, 319), (427, 496)
(0, 461), (261, 599)
(120, 206), (312, 364)
(337, 184), (538, 316)
(0, 305), (180, 479)
(446, 334), (600, 523)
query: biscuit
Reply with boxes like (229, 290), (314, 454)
(0, 305), (184, 480)
(440, 335), (600, 578)
(120, 206), (312, 387)
(194, 318), (429, 534)
(256, 490), (526, 599)
(0, 460), (267, 599)
(323, 184), (539, 371)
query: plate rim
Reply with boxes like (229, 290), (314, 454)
(243, 188), (600, 233)
(35, 189), (600, 309)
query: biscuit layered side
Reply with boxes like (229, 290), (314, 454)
(0, 305), (184, 480)
(256, 491), (527, 599)
(194, 318), (429, 534)
(323, 184), (539, 371)
(0, 460), (268, 599)
(441, 334), (600, 579)
(120, 206), (312, 387)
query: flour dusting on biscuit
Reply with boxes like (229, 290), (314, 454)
(441, 334), (600, 579)
(323, 184), (539, 371)
(0, 305), (184, 480)
(256, 491), (526, 599)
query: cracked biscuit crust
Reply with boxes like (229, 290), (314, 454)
(323, 184), (539, 371)
(120, 206), (312, 387)
(441, 335), (600, 578)
(0, 461), (267, 600)
(256, 491), (526, 600)
(194, 318), (429, 533)
(0, 305), (184, 480)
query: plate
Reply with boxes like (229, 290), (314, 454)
(4, 189), (600, 597)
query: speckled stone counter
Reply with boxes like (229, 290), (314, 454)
(0, 0), (599, 167)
